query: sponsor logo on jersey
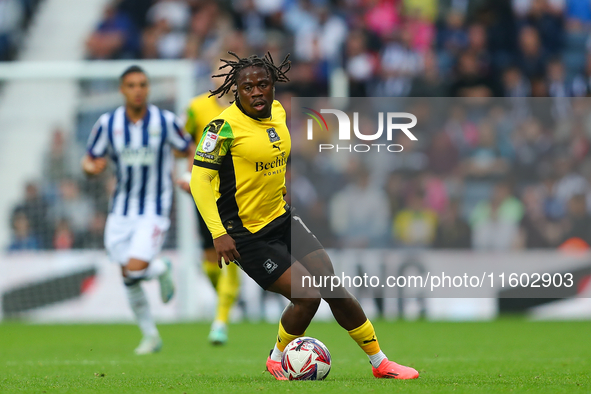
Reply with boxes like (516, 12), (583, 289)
(195, 151), (215, 160)
(255, 156), (288, 172)
(120, 147), (155, 166)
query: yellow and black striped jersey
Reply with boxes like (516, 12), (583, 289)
(193, 100), (291, 236)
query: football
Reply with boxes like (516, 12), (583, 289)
(281, 337), (331, 380)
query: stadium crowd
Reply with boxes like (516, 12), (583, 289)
(7, 0), (591, 251)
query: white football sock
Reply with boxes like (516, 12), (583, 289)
(125, 282), (159, 338)
(270, 344), (283, 362)
(211, 320), (227, 331)
(126, 268), (147, 280)
(368, 351), (387, 368)
(126, 258), (166, 281)
(145, 258), (167, 279)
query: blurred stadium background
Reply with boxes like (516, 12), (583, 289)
(2, 0), (591, 324)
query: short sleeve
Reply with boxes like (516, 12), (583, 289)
(193, 119), (234, 170)
(166, 112), (191, 151)
(86, 115), (109, 158)
(185, 106), (197, 141)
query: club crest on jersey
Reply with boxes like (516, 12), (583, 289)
(263, 259), (278, 274)
(266, 128), (280, 142)
(202, 132), (218, 153)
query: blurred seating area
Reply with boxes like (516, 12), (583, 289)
(0, 0), (43, 60)
(288, 96), (591, 251)
(8, 128), (112, 251)
(8, 0), (591, 251)
(85, 0), (591, 99)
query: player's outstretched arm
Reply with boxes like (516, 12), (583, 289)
(173, 142), (195, 159)
(81, 154), (107, 176)
(176, 143), (197, 194)
(191, 164), (241, 267)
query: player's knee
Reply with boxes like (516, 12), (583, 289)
(294, 295), (321, 314)
(321, 285), (351, 299)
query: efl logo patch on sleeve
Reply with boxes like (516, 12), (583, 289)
(202, 132), (219, 152)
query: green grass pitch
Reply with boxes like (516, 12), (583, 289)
(0, 319), (589, 393)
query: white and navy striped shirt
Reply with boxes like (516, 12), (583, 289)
(86, 104), (191, 217)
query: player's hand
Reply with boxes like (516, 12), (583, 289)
(176, 172), (192, 194)
(82, 156), (107, 176)
(213, 234), (241, 268)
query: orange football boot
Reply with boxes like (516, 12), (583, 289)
(372, 359), (419, 379)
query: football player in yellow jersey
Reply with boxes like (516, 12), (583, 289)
(190, 52), (419, 380)
(183, 83), (240, 346)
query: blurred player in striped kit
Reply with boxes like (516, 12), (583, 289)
(178, 61), (239, 345)
(82, 65), (193, 354)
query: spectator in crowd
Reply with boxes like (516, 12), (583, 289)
(434, 199), (471, 248)
(143, 0), (191, 59)
(426, 131), (460, 175)
(363, 0), (402, 39)
(379, 28), (423, 97)
(517, 185), (563, 249)
(547, 58), (571, 97)
(437, 10), (468, 67)
(86, 0), (140, 59)
(444, 104), (479, 155)
(502, 65), (531, 97)
(515, 25), (548, 79)
(288, 161), (334, 246)
(466, 23), (492, 77)
(462, 119), (512, 182)
(385, 172), (406, 219)
(562, 194), (591, 245)
(409, 50), (448, 97)
(53, 218), (75, 250)
(44, 127), (78, 183)
(404, 7), (436, 53)
(539, 170), (567, 220)
(571, 53), (591, 96)
(49, 178), (95, 237)
(393, 190), (438, 248)
(450, 51), (496, 97)
(7, 209), (40, 251)
(470, 181), (524, 250)
(77, 212), (106, 249)
(419, 170), (449, 215)
(294, 5), (347, 63)
(232, 0), (267, 51)
(564, 0), (591, 28)
(553, 155), (589, 206)
(344, 29), (377, 97)
(516, 0), (564, 55)
(512, 117), (553, 184)
(14, 181), (51, 248)
(330, 164), (391, 248)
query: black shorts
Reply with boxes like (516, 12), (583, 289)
(195, 206), (214, 249)
(233, 209), (323, 290)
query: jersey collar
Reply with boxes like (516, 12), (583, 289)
(236, 99), (272, 121)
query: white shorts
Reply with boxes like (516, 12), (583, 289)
(104, 214), (170, 266)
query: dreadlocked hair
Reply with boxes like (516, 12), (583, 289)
(209, 51), (291, 100)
